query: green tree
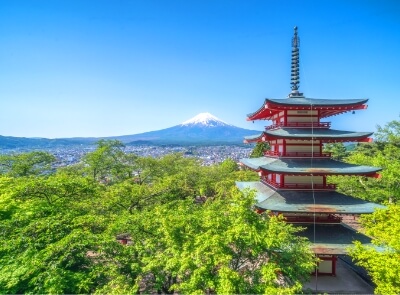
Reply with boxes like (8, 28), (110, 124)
(114, 189), (315, 294)
(375, 118), (400, 146)
(349, 205), (400, 294)
(0, 172), (139, 294)
(323, 142), (349, 160)
(0, 151), (314, 294)
(0, 151), (55, 176)
(330, 119), (400, 203)
(83, 140), (130, 183)
(250, 142), (270, 158)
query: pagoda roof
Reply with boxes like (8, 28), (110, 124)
(267, 97), (368, 107)
(297, 223), (375, 255)
(236, 181), (385, 214)
(244, 128), (373, 143)
(247, 97), (368, 121)
(240, 157), (381, 176)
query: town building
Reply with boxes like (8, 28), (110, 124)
(236, 26), (384, 275)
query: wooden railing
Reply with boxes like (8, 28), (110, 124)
(265, 122), (331, 130)
(261, 179), (336, 190)
(264, 151), (331, 158)
(285, 214), (342, 223)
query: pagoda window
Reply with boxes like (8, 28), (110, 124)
(286, 145), (315, 152)
(286, 139), (320, 145)
(287, 110), (318, 116)
(287, 115), (318, 123)
(285, 175), (323, 184)
(275, 174), (282, 184)
(283, 175), (335, 190)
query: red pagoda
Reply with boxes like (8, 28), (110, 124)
(237, 27), (384, 276)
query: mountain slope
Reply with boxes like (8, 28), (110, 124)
(112, 113), (260, 145)
(0, 135), (89, 149)
(0, 113), (261, 148)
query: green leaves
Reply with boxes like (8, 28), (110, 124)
(323, 142), (349, 160)
(338, 119), (400, 293)
(349, 205), (400, 294)
(0, 151), (56, 176)
(128, 191), (314, 294)
(250, 142), (270, 158)
(0, 146), (314, 294)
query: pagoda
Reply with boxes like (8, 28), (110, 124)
(236, 27), (384, 276)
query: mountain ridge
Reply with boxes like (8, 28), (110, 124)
(0, 113), (261, 148)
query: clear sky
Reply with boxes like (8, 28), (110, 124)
(1, 0), (399, 138)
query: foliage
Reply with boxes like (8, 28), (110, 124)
(349, 205), (400, 294)
(250, 142), (270, 158)
(0, 151), (56, 176)
(82, 140), (131, 182)
(325, 119), (400, 294)
(329, 119), (400, 203)
(375, 119), (400, 146)
(0, 142), (314, 294)
(114, 190), (314, 294)
(323, 142), (349, 160)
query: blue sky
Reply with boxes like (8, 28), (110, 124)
(1, 0), (399, 138)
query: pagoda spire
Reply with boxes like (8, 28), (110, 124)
(289, 26), (303, 97)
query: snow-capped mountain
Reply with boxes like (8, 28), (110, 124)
(111, 113), (261, 145)
(0, 113), (261, 147)
(180, 112), (230, 127)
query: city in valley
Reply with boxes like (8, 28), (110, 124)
(0, 144), (254, 168)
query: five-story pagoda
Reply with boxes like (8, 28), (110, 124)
(236, 27), (384, 275)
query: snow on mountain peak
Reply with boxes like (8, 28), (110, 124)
(181, 112), (229, 127)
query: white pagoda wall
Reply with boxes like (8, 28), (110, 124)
(285, 175), (323, 184)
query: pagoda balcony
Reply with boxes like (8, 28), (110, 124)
(283, 214), (342, 224)
(264, 151), (332, 158)
(261, 179), (336, 190)
(265, 122), (331, 130)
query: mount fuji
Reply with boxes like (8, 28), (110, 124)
(0, 113), (261, 148)
(111, 112), (261, 145)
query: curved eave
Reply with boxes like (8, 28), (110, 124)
(259, 165), (381, 176)
(244, 133), (264, 143)
(298, 224), (375, 255)
(267, 97), (368, 107)
(236, 181), (385, 214)
(263, 129), (373, 142)
(244, 130), (373, 143)
(239, 157), (276, 171)
(241, 157), (381, 176)
(247, 98), (368, 121)
(247, 99), (273, 121)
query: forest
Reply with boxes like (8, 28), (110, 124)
(0, 119), (399, 294)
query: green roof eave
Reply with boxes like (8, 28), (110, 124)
(240, 157), (276, 170)
(236, 181), (385, 214)
(247, 97), (369, 120)
(244, 129), (373, 142)
(244, 133), (264, 141)
(266, 97), (369, 107)
(297, 223), (377, 255)
(265, 128), (373, 139)
(240, 157), (381, 175)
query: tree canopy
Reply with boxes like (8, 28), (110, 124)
(0, 141), (314, 294)
(326, 118), (400, 294)
(349, 205), (400, 294)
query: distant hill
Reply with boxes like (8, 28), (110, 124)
(0, 113), (261, 149)
(110, 113), (261, 145)
(0, 135), (89, 150)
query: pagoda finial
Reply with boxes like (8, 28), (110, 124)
(289, 26), (303, 97)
